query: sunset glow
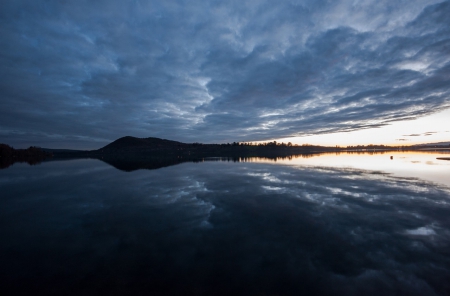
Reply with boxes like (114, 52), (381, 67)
(273, 108), (450, 146)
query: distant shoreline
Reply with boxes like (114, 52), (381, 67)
(2, 136), (450, 170)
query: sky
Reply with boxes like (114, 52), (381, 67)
(275, 108), (450, 146)
(1, 0), (450, 149)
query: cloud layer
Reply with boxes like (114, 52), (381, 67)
(1, 0), (450, 148)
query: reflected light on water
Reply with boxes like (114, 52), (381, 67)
(221, 151), (450, 187)
(1, 153), (450, 295)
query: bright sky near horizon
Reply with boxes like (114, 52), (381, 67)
(1, 0), (450, 149)
(274, 108), (450, 146)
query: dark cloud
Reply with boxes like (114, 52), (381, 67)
(1, 160), (450, 295)
(404, 131), (439, 137)
(1, 0), (450, 148)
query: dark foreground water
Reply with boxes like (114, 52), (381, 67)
(1, 153), (450, 295)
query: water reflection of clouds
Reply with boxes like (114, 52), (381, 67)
(250, 152), (450, 187)
(1, 160), (450, 295)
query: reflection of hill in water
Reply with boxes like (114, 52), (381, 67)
(98, 156), (187, 172)
(77, 150), (433, 172)
(97, 154), (320, 172)
(103, 151), (435, 172)
(0, 150), (325, 171)
(5, 150), (437, 172)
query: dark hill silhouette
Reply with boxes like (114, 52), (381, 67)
(97, 136), (188, 158)
(101, 136), (184, 151)
(93, 136), (325, 159)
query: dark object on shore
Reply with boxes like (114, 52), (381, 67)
(0, 144), (52, 169)
(390, 156), (393, 160)
(436, 157), (450, 161)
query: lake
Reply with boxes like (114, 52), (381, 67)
(1, 152), (449, 295)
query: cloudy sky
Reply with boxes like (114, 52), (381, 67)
(1, 0), (450, 148)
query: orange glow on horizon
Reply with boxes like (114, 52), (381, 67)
(261, 108), (450, 147)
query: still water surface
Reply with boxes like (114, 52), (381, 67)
(1, 152), (449, 295)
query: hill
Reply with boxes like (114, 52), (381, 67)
(99, 136), (184, 153)
(101, 136), (183, 150)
